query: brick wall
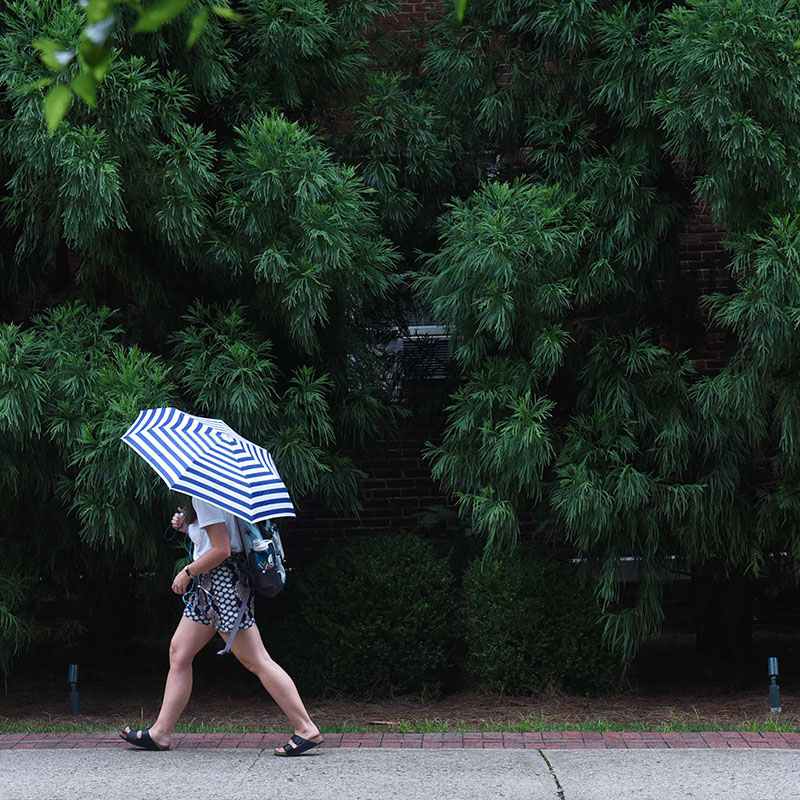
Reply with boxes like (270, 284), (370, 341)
(674, 198), (735, 374)
(282, 421), (451, 557)
(378, 0), (445, 31)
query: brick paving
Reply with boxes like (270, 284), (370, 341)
(1, 732), (799, 750)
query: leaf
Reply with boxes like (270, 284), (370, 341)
(78, 40), (112, 81)
(33, 38), (68, 71)
(23, 77), (53, 92)
(84, 0), (115, 24)
(210, 5), (242, 21)
(455, 0), (467, 22)
(55, 50), (77, 67)
(132, 0), (192, 33)
(186, 7), (209, 48)
(71, 72), (97, 107)
(43, 85), (72, 134)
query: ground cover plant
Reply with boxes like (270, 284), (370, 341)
(3, 641), (800, 733)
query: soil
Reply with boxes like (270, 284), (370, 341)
(3, 631), (800, 730)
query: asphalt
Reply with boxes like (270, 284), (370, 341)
(2, 745), (800, 800)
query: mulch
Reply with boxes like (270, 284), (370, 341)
(3, 631), (798, 731)
(1, 683), (797, 731)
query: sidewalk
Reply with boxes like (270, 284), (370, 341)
(1, 733), (799, 800)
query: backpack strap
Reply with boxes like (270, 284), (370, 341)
(218, 517), (252, 656)
(216, 597), (249, 656)
(235, 517), (252, 553)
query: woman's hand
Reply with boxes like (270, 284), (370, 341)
(171, 507), (188, 533)
(172, 568), (192, 595)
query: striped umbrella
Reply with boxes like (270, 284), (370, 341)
(121, 407), (295, 523)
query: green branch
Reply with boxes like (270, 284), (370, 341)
(31, 0), (242, 133)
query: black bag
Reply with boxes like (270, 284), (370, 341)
(217, 519), (287, 656)
(241, 520), (286, 599)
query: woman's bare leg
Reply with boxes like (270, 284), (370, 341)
(218, 624), (320, 746)
(124, 616), (216, 749)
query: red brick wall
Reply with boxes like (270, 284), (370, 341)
(675, 199), (735, 374)
(282, 422), (451, 556)
(378, 0), (445, 32)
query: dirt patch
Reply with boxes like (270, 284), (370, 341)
(1, 682), (795, 731)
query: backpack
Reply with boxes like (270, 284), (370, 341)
(240, 519), (287, 599)
(217, 519), (287, 656)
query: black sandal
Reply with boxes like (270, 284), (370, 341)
(274, 733), (323, 757)
(119, 727), (170, 751)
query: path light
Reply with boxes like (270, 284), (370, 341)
(68, 664), (80, 715)
(768, 657), (782, 713)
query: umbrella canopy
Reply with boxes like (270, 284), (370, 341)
(121, 407), (295, 523)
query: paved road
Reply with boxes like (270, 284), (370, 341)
(2, 742), (800, 800)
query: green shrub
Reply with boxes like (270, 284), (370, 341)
(464, 550), (621, 694)
(290, 533), (460, 697)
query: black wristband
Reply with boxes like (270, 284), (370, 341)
(184, 566), (193, 579)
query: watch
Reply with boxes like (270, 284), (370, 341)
(184, 566), (193, 579)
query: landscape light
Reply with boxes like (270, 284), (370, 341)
(68, 663), (80, 715)
(768, 657), (782, 713)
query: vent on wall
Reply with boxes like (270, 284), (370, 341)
(394, 325), (452, 381)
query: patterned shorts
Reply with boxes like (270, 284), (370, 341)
(183, 552), (255, 633)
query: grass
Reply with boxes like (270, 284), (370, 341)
(1, 713), (798, 735)
(389, 714), (799, 734)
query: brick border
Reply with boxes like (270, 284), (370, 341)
(2, 732), (799, 750)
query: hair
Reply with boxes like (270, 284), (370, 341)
(183, 496), (197, 525)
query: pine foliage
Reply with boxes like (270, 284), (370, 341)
(410, 0), (800, 663)
(0, 0), (401, 673)
(4, 0), (800, 674)
(343, 72), (462, 235)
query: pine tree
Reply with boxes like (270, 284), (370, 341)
(410, 0), (800, 662)
(0, 0), (401, 672)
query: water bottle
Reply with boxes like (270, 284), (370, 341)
(249, 529), (273, 572)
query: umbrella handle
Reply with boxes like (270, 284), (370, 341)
(164, 510), (187, 542)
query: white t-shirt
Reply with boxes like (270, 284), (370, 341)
(187, 497), (244, 560)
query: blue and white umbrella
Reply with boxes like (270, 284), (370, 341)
(121, 407), (295, 523)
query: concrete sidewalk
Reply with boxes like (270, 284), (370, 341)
(1, 734), (800, 800)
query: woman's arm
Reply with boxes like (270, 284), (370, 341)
(171, 523), (232, 595)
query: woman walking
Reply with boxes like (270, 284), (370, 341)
(120, 497), (322, 756)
